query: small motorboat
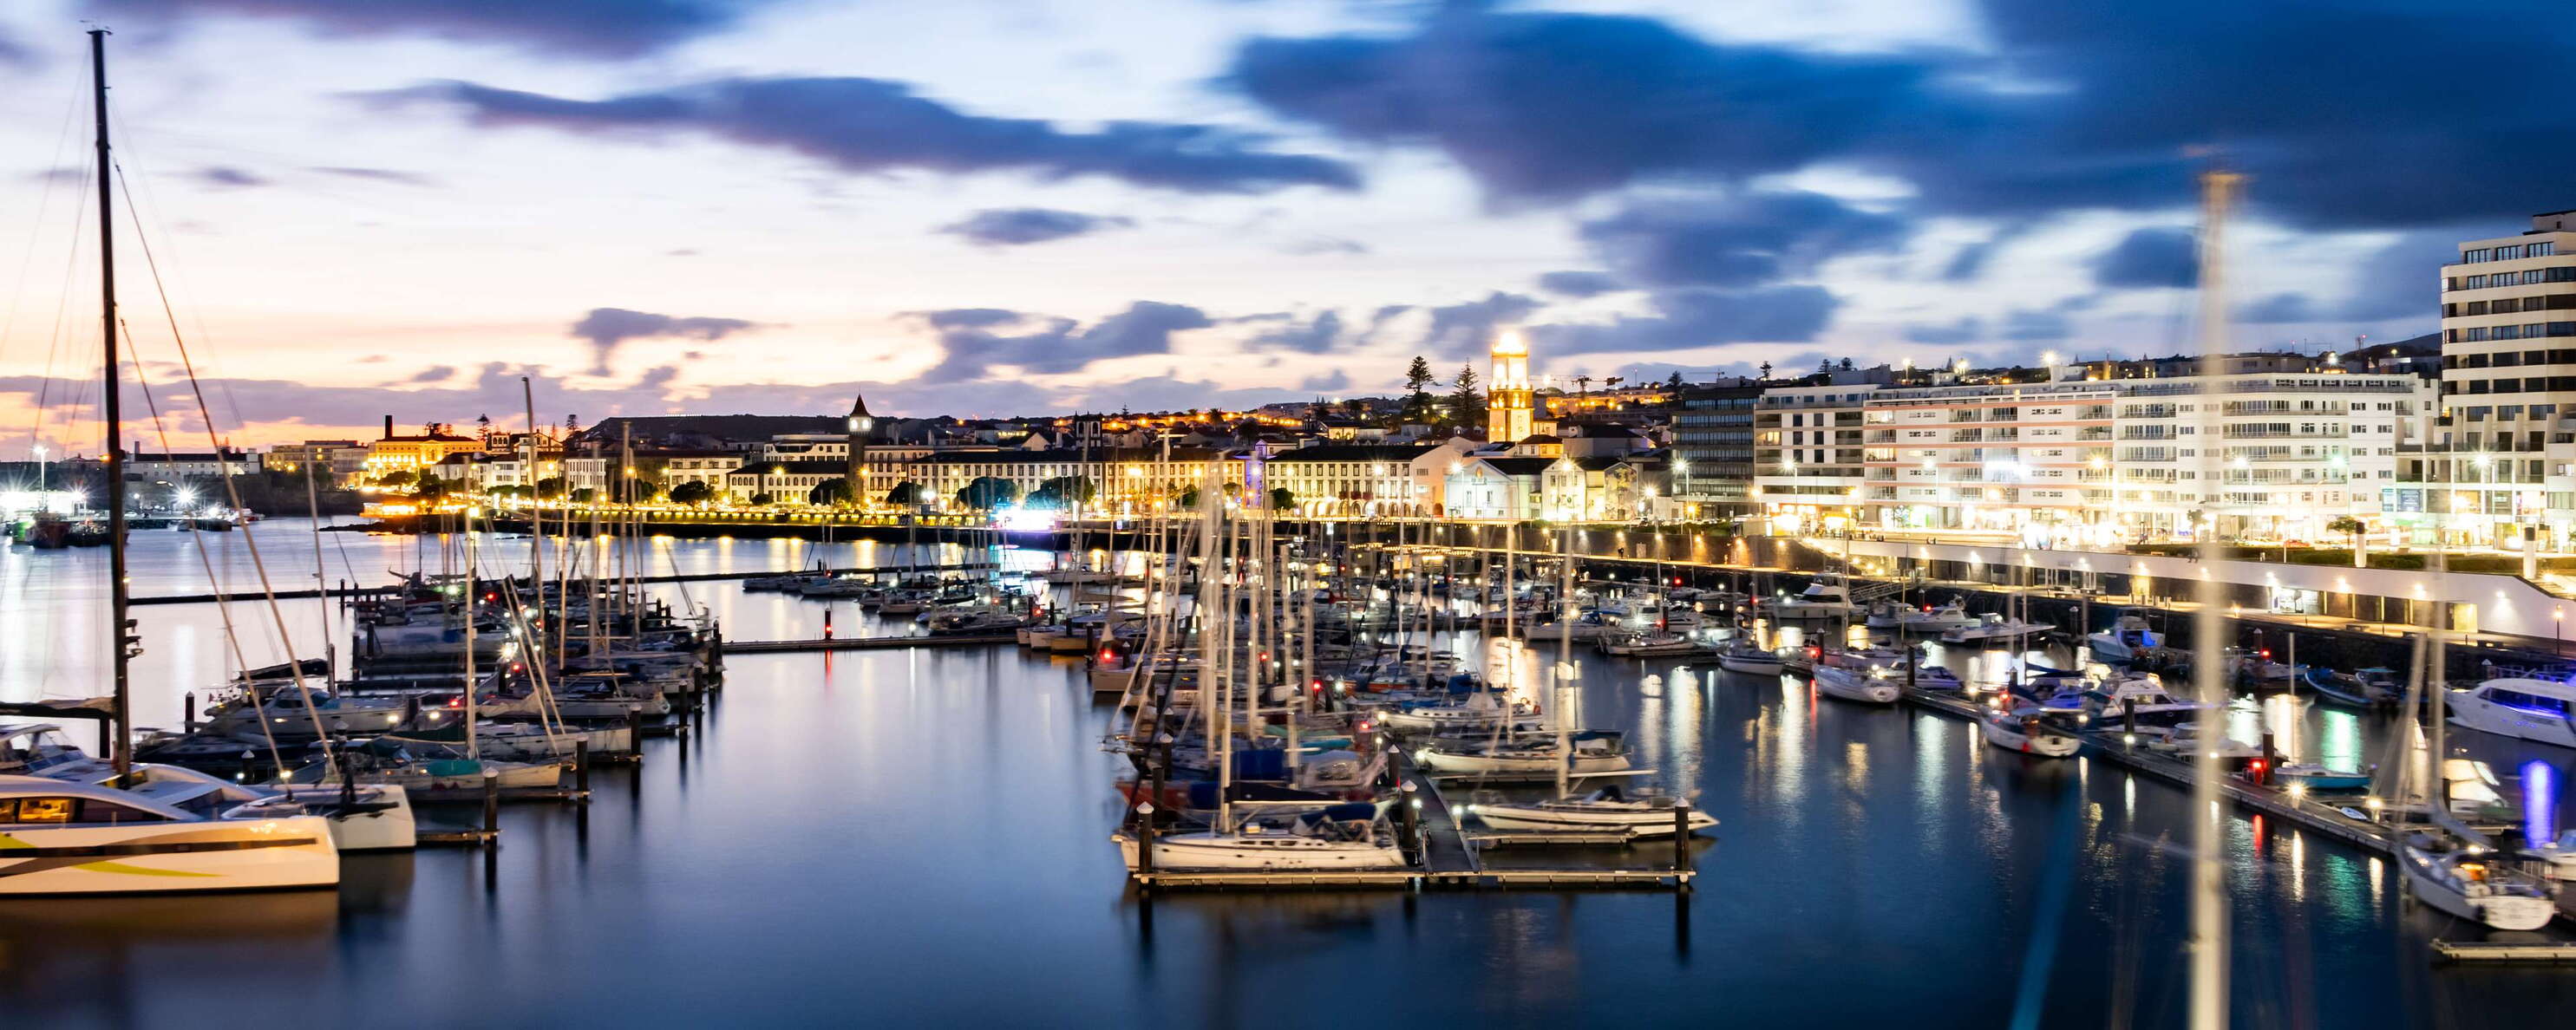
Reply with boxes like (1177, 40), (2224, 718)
(2085, 608), (2161, 663)
(1866, 599), (1977, 634)
(1942, 614), (2055, 646)
(1978, 707), (2080, 757)
(2302, 667), (2402, 709)
(1716, 639), (1784, 676)
(2399, 831), (2555, 930)
(1813, 664), (1899, 705)
(2273, 763), (2372, 792)
(1596, 629), (1703, 657)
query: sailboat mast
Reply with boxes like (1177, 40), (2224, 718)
(2187, 166), (2242, 1030)
(91, 29), (134, 777)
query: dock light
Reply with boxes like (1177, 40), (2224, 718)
(2365, 796), (2384, 811)
(2122, 733), (2136, 746)
(2287, 782), (2308, 800)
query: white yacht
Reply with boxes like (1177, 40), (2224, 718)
(1596, 629), (1703, 657)
(197, 682), (410, 740)
(2398, 832), (2555, 930)
(1716, 639), (1785, 676)
(2446, 678), (2576, 748)
(1468, 786), (1716, 838)
(1979, 707), (2080, 757)
(1941, 614), (2055, 646)
(1813, 664), (1899, 704)
(1417, 732), (1632, 776)
(2085, 609), (2161, 663)
(1112, 804), (1403, 870)
(1763, 583), (1857, 620)
(1376, 693), (1535, 733)
(0, 774), (340, 895)
(5, 723), (415, 851)
(1866, 599), (1976, 634)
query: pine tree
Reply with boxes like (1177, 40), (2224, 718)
(1449, 364), (1484, 429)
(1402, 355), (1436, 423)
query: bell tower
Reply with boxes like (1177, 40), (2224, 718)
(1487, 329), (1533, 444)
(844, 393), (873, 508)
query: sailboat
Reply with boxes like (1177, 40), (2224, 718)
(1468, 785), (1716, 838)
(1716, 636), (1785, 676)
(1111, 803), (1402, 870)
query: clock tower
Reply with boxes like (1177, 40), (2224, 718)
(844, 393), (873, 508)
(1487, 329), (1533, 444)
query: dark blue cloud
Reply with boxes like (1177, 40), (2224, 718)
(1229, 10), (1958, 203)
(570, 307), (758, 375)
(1246, 310), (1347, 353)
(95, 0), (770, 57)
(386, 77), (1361, 195)
(1536, 271), (1621, 297)
(1533, 286), (1836, 355)
(194, 166), (268, 188)
(1579, 191), (1907, 289)
(2239, 293), (2318, 323)
(1299, 369), (1351, 393)
(1418, 291), (1539, 357)
(1230, 3), (2576, 228)
(915, 302), (1211, 382)
(2091, 227), (2197, 290)
(2000, 308), (2071, 342)
(938, 207), (1132, 246)
(1903, 316), (1983, 345)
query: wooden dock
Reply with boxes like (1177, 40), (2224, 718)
(2430, 940), (2576, 963)
(721, 633), (1016, 654)
(128, 561), (1008, 606)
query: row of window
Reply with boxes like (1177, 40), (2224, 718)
(2445, 293), (2576, 316)
(2449, 323), (2576, 342)
(2461, 242), (2558, 264)
(2449, 349), (2576, 368)
(2449, 266), (2576, 290)
(2445, 377), (2576, 394)
(2455, 404), (2560, 420)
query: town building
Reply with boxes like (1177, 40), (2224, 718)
(2399, 211), (2576, 546)
(363, 417), (485, 483)
(1442, 456), (1553, 519)
(1261, 444), (1435, 517)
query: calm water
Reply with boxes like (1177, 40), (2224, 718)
(4, 523), (2573, 1028)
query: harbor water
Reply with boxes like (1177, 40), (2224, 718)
(3, 521), (2572, 1027)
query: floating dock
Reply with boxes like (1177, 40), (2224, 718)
(721, 633), (1017, 653)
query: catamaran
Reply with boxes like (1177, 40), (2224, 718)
(0, 774), (341, 895)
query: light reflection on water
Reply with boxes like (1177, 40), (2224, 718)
(0, 531), (2569, 1026)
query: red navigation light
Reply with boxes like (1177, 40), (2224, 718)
(2258, 649), (2271, 661)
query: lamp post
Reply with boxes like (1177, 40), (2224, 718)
(31, 443), (45, 492)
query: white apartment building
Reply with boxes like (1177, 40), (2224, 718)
(1757, 366), (2434, 544)
(2412, 211), (2576, 546)
(1262, 444), (1434, 517)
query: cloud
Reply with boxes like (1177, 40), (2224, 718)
(1579, 191), (1908, 289)
(311, 166), (439, 186)
(0, 28), (42, 69)
(1533, 286), (1837, 355)
(937, 207), (1132, 246)
(2337, 226), (2473, 323)
(1229, 3), (2576, 229)
(1228, 10), (1957, 204)
(568, 307), (758, 375)
(407, 365), (455, 383)
(94, 0), (773, 58)
(2092, 227), (2197, 290)
(914, 301), (1212, 382)
(1298, 369), (1351, 393)
(1415, 291), (1540, 358)
(193, 166), (268, 188)
(1282, 237), (1369, 257)
(382, 76), (1362, 195)
(2000, 308), (2072, 342)
(1246, 310), (1349, 354)
(1536, 271), (1621, 298)
(1903, 316), (1983, 345)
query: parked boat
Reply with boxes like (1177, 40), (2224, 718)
(0, 774), (341, 895)
(1716, 639), (1785, 676)
(1111, 803), (1402, 870)
(1762, 582), (1856, 620)
(2444, 677), (2576, 748)
(2085, 608), (2161, 663)
(1979, 706), (2081, 757)
(1867, 599), (1976, 634)
(1417, 731), (1632, 776)
(1597, 629), (1702, 657)
(283, 738), (563, 792)
(2303, 667), (2403, 709)
(2397, 831), (2555, 930)
(2272, 764), (2372, 792)
(1812, 664), (1899, 705)
(1940, 613), (2055, 646)
(195, 682), (411, 740)
(1468, 785), (1716, 838)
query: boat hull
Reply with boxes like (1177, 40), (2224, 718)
(0, 817), (339, 895)
(1112, 832), (1403, 870)
(1470, 804), (1716, 837)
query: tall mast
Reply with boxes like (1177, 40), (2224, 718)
(2187, 166), (2242, 1030)
(92, 29), (134, 777)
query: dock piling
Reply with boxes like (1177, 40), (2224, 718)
(574, 740), (590, 795)
(481, 768), (500, 842)
(1672, 802), (1690, 872)
(1135, 803), (1155, 875)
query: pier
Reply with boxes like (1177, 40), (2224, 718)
(720, 633), (1018, 653)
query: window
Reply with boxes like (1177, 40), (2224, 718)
(2553, 267), (2576, 283)
(2535, 242), (2558, 258)
(2, 797), (72, 824)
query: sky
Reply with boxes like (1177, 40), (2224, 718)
(0, 0), (2565, 451)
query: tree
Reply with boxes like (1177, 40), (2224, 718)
(886, 480), (925, 506)
(1448, 364), (1484, 428)
(1573, 375), (1592, 398)
(1024, 475), (1097, 510)
(1839, 356), (1855, 371)
(534, 476), (566, 500)
(1402, 355), (1437, 423)
(1268, 486), (1295, 511)
(613, 475), (663, 504)
(413, 478), (448, 499)
(1176, 486), (1200, 511)
(1756, 362), (1774, 381)
(668, 480), (713, 506)
(749, 492), (777, 506)
(2327, 514), (2369, 568)
(955, 476), (1017, 510)
(569, 487), (598, 505)
(1664, 369), (1684, 392)
(807, 479), (852, 506)
(376, 469), (416, 488)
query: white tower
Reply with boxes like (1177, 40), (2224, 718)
(1487, 329), (1533, 444)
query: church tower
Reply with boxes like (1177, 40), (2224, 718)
(844, 393), (873, 507)
(1487, 329), (1533, 444)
